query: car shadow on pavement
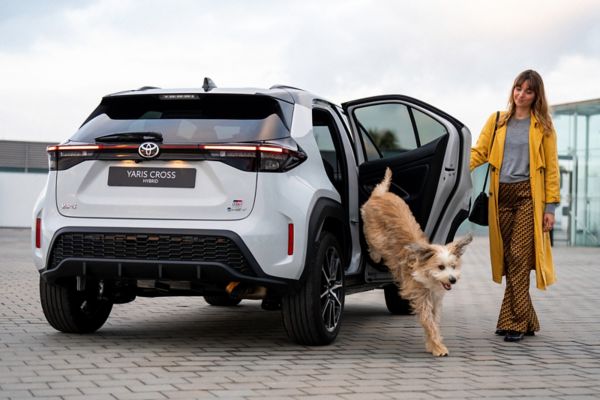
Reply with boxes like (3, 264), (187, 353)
(34, 298), (432, 358)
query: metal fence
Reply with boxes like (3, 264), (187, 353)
(0, 140), (56, 173)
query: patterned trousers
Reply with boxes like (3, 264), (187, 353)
(496, 180), (540, 333)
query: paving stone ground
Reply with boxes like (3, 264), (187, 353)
(1, 228), (599, 400)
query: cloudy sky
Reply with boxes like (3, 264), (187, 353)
(1, 0), (599, 144)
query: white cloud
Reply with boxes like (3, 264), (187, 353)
(0, 0), (599, 143)
(547, 55), (600, 105)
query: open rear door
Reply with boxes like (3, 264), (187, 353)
(342, 95), (471, 245)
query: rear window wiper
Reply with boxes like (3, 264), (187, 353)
(94, 132), (163, 143)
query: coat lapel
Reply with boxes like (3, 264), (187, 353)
(488, 123), (506, 170)
(530, 113), (545, 169)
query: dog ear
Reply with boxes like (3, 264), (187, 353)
(449, 233), (473, 257)
(405, 243), (435, 263)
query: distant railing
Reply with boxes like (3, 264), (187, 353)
(0, 140), (57, 173)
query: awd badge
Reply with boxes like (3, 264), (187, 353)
(227, 199), (244, 212)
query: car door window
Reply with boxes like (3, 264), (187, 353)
(412, 108), (448, 145)
(313, 109), (343, 192)
(353, 103), (449, 162)
(354, 103), (417, 160)
(360, 129), (382, 161)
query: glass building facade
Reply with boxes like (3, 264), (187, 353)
(552, 98), (600, 246)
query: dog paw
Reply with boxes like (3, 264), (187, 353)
(369, 251), (382, 263)
(432, 345), (449, 357)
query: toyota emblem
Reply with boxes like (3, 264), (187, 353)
(138, 142), (160, 159)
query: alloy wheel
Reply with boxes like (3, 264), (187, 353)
(320, 246), (343, 332)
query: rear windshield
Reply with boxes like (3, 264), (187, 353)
(71, 94), (294, 144)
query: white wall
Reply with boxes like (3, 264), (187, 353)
(0, 172), (48, 228)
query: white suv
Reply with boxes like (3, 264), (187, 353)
(32, 80), (472, 345)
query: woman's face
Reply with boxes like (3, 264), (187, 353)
(513, 80), (536, 110)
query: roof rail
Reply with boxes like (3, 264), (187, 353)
(270, 84), (305, 91)
(137, 86), (160, 90)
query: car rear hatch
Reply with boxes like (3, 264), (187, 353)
(51, 92), (300, 221)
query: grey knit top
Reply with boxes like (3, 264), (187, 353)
(500, 117), (531, 183)
(499, 116), (557, 214)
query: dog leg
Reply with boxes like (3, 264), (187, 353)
(431, 296), (448, 356)
(368, 248), (382, 264)
(415, 297), (448, 357)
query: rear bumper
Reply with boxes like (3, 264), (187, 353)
(40, 227), (293, 291)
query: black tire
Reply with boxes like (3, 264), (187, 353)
(40, 278), (113, 333)
(384, 284), (413, 315)
(282, 232), (345, 345)
(203, 295), (242, 306)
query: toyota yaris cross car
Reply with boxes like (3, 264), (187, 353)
(32, 80), (472, 345)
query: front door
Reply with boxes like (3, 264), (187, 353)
(342, 95), (471, 245)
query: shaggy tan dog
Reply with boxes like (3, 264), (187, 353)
(361, 168), (472, 356)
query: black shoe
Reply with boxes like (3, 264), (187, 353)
(497, 329), (535, 336)
(504, 331), (525, 342)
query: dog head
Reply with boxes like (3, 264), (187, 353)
(406, 234), (473, 291)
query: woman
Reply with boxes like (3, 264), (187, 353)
(470, 70), (560, 342)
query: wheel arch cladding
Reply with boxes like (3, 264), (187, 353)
(302, 198), (348, 280)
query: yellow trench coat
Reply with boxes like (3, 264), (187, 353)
(470, 112), (560, 290)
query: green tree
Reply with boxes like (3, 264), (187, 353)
(369, 129), (397, 150)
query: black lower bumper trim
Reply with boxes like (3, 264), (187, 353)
(41, 258), (290, 290)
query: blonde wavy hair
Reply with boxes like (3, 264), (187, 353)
(499, 69), (554, 135)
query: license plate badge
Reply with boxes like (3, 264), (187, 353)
(108, 167), (196, 188)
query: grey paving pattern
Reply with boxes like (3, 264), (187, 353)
(1, 228), (600, 399)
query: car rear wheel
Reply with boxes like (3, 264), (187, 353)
(203, 295), (242, 306)
(282, 232), (345, 345)
(40, 278), (113, 333)
(384, 284), (413, 315)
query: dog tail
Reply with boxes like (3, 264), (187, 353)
(372, 167), (392, 197)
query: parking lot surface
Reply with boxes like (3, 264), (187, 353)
(1, 228), (599, 400)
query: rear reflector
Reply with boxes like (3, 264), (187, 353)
(288, 223), (294, 256)
(35, 218), (41, 248)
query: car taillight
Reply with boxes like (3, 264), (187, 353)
(259, 145), (304, 172)
(202, 140), (306, 172)
(47, 139), (306, 172)
(47, 144), (102, 170)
